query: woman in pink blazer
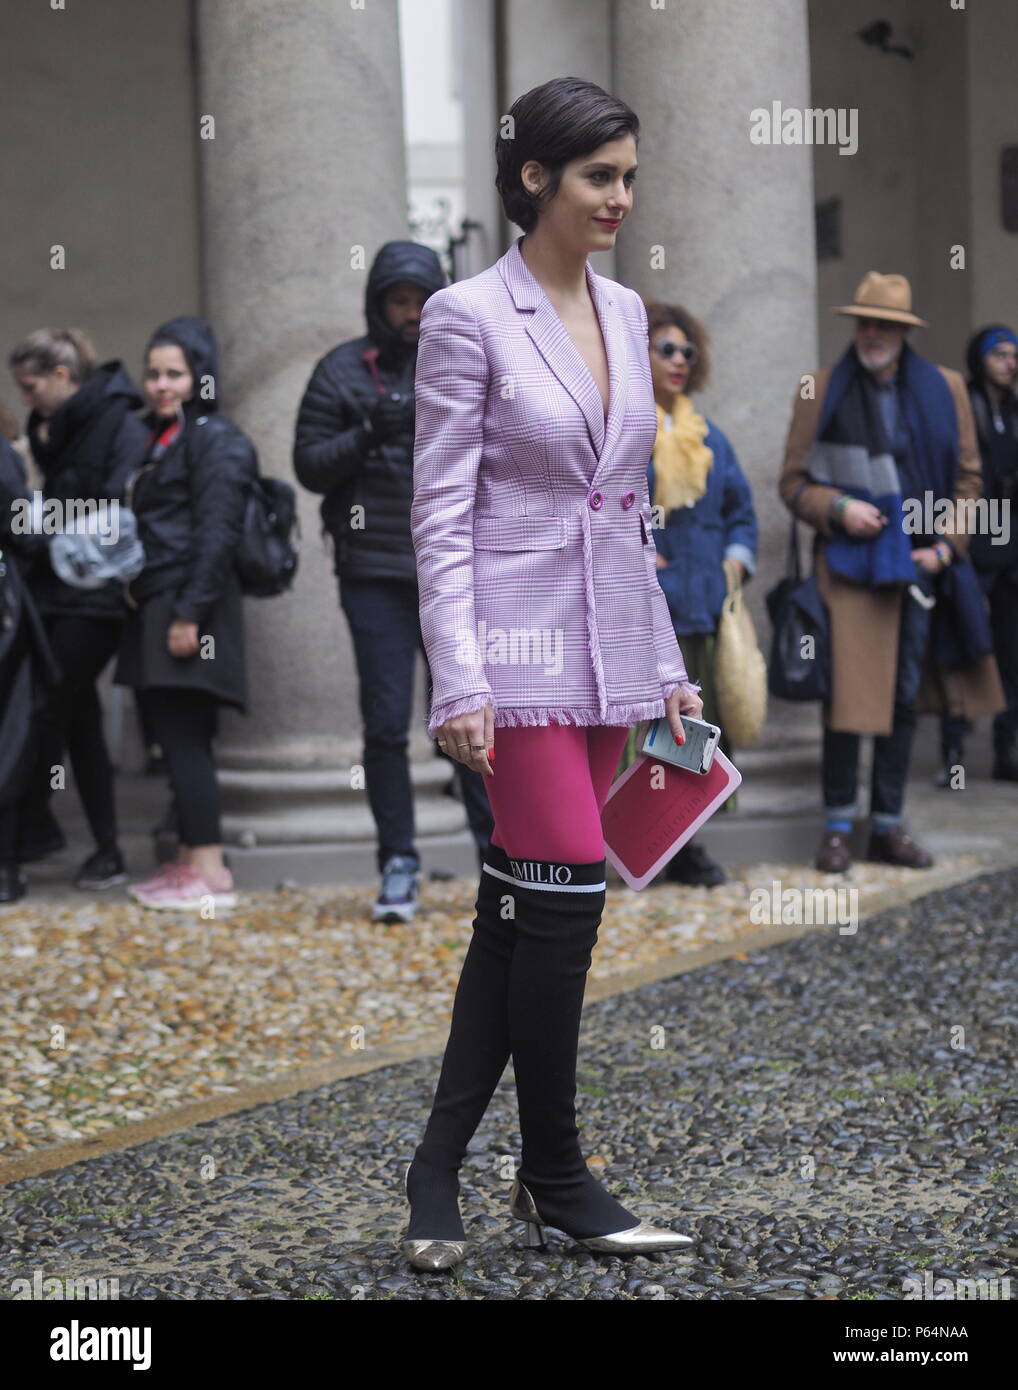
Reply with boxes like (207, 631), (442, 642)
(403, 77), (703, 1270)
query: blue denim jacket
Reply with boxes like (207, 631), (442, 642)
(647, 416), (758, 636)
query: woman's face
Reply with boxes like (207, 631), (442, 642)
(12, 363), (77, 419)
(522, 133), (637, 254)
(649, 324), (695, 407)
(983, 341), (1018, 391)
(144, 344), (194, 419)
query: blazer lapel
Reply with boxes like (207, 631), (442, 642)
(498, 236), (629, 465)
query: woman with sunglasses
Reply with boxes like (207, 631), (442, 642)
(623, 302), (758, 887)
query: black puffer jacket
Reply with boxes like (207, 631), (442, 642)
(26, 361), (149, 620)
(292, 241), (446, 581)
(125, 317), (257, 625)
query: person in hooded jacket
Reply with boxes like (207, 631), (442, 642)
(8, 328), (149, 889)
(935, 325), (1018, 785)
(293, 241), (495, 924)
(114, 316), (256, 911)
(0, 438), (62, 902)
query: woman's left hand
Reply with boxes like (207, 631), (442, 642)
(911, 546), (945, 574)
(665, 682), (703, 744)
(168, 619), (200, 658)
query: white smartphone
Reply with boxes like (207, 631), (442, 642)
(641, 715), (721, 776)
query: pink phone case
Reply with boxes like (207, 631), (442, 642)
(600, 748), (742, 891)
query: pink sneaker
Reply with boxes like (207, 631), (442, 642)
(128, 860), (189, 899)
(129, 862), (237, 911)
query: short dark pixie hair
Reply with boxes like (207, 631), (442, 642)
(644, 301), (712, 394)
(495, 77), (639, 233)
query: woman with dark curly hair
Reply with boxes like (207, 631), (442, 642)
(614, 300), (758, 886)
(402, 77), (701, 1270)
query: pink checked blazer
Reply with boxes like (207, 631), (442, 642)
(411, 234), (696, 737)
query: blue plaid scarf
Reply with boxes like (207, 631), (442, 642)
(808, 342), (959, 587)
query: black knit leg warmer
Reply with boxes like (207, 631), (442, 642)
(405, 843), (517, 1240)
(506, 854), (639, 1239)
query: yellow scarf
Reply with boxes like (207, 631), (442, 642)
(651, 393), (713, 511)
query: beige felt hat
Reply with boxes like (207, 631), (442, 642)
(832, 271), (928, 328)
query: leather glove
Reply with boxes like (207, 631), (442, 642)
(366, 390), (415, 443)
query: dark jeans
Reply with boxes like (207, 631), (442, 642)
(940, 569), (1018, 756)
(24, 614), (122, 851)
(138, 688), (221, 846)
(822, 568), (934, 820)
(339, 575), (494, 873)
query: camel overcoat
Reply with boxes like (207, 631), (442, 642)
(778, 363), (1005, 735)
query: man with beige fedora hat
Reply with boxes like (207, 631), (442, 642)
(779, 270), (1005, 874)
(832, 271), (929, 328)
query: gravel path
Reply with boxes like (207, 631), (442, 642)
(1, 867), (1015, 1301)
(0, 853), (982, 1157)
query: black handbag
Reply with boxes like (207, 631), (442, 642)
(765, 483), (831, 702)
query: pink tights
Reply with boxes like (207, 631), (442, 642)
(484, 723), (630, 863)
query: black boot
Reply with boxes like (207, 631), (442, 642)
(936, 716), (969, 788)
(0, 863), (27, 903)
(992, 745), (1018, 782)
(506, 855), (640, 1240)
(663, 837), (726, 886)
(405, 842), (518, 1240)
(934, 744), (965, 789)
(16, 807), (66, 863)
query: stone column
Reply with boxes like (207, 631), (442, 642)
(500, 0), (617, 278)
(612, 0), (819, 745)
(195, 0), (467, 866)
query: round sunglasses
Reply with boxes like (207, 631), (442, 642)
(653, 339), (699, 365)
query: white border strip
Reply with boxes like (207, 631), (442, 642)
(482, 864), (606, 893)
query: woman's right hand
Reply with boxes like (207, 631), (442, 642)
(168, 619), (200, 658)
(436, 703), (495, 777)
(841, 499), (886, 537)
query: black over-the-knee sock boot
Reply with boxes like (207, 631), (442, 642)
(405, 842), (517, 1240)
(506, 853), (639, 1239)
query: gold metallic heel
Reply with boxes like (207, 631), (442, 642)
(509, 1175), (694, 1254)
(400, 1161), (469, 1271)
(523, 1218), (546, 1248)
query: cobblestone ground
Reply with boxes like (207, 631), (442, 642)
(1, 868), (1015, 1301)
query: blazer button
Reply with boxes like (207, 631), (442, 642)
(621, 491), (636, 509)
(589, 490), (604, 510)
